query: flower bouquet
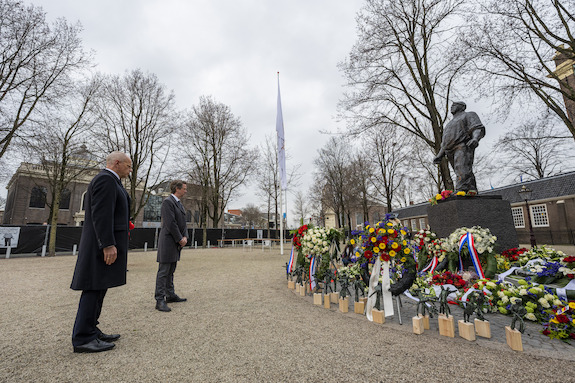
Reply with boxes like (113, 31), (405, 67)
(442, 226), (498, 278)
(428, 190), (477, 205)
(542, 302), (575, 343)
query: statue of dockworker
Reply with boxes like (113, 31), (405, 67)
(433, 101), (485, 193)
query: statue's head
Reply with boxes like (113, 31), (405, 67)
(451, 101), (466, 114)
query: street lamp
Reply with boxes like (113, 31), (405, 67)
(518, 185), (537, 248)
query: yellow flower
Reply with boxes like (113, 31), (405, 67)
(371, 237), (376, 243)
(379, 243), (386, 249)
(369, 227), (375, 233)
(350, 239), (355, 245)
(389, 250), (396, 257)
(569, 302), (575, 310)
(366, 225), (370, 229)
(355, 252), (360, 257)
(400, 257), (407, 263)
(456, 191), (466, 196)
(550, 318), (560, 324)
(387, 229), (394, 234)
(373, 247), (380, 253)
(386, 222), (392, 227)
(435, 194), (442, 200)
(400, 230), (406, 236)
(391, 242), (399, 249)
(402, 240), (407, 246)
(404, 248), (410, 254)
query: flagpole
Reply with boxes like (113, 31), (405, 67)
(276, 71), (286, 256)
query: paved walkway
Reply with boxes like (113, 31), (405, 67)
(1, 248), (574, 382)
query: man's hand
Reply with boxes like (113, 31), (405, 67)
(179, 237), (188, 247)
(103, 245), (117, 265)
(467, 138), (479, 149)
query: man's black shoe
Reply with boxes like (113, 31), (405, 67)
(73, 338), (115, 353)
(98, 333), (121, 342)
(156, 300), (171, 312)
(166, 295), (187, 303)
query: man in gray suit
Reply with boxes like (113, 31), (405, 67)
(155, 180), (188, 312)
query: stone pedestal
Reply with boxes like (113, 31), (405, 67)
(427, 195), (518, 253)
(354, 301), (365, 314)
(474, 319), (491, 338)
(458, 320), (476, 341)
(413, 316), (424, 334)
(505, 326), (523, 351)
(299, 285), (306, 296)
(339, 297), (349, 313)
(324, 296), (331, 309)
(330, 292), (339, 304)
(295, 284), (300, 293)
(360, 297), (368, 305)
(313, 293), (322, 305)
(372, 309), (385, 324)
(438, 314), (455, 338)
(288, 280), (295, 289)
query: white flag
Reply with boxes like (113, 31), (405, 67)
(276, 73), (287, 190)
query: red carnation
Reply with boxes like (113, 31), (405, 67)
(557, 314), (570, 324)
(563, 256), (575, 263)
(364, 250), (373, 259)
(542, 329), (551, 336)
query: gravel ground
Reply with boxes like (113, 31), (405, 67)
(1, 248), (574, 383)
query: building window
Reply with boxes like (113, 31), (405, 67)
(410, 219), (417, 230)
(419, 218), (426, 230)
(60, 188), (71, 210)
(511, 207), (525, 228)
(530, 204), (549, 227)
(403, 220), (409, 228)
(29, 186), (47, 208)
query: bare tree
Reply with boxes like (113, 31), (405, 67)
(493, 112), (575, 181)
(366, 128), (410, 210)
(291, 190), (310, 226)
(94, 69), (176, 221)
(20, 76), (100, 256)
(339, 0), (467, 191)
(0, 0), (90, 159)
(349, 153), (373, 224)
(241, 203), (265, 228)
(182, 96), (258, 245)
(458, 0), (575, 140)
(314, 136), (356, 229)
(256, 134), (300, 234)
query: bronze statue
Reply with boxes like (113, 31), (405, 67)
(323, 272), (333, 294)
(463, 293), (477, 323)
(510, 299), (527, 333)
(439, 285), (453, 317)
(433, 101), (485, 192)
(370, 282), (383, 311)
(474, 292), (486, 321)
(415, 289), (437, 318)
(353, 275), (366, 302)
(339, 274), (351, 299)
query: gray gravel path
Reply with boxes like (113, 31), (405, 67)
(1, 248), (574, 383)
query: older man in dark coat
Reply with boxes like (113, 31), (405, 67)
(154, 180), (188, 312)
(70, 151), (132, 353)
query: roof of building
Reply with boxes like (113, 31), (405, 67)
(481, 171), (575, 203)
(392, 171), (575, 217)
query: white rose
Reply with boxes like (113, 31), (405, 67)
(525, 313), (537, 321)
(538, 298), (550, 308)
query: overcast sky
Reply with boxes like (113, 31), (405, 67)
(23, 0), (366, 224)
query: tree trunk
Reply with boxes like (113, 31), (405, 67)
(48, 197), (60, 257)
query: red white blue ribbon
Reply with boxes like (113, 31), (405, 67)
(458, 233), (484, 279)
(421, 256), (439, 273)
(287, 243), (295, 275)
(309, 256), (317, 291)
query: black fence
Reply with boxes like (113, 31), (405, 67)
(0, 225), (292, 255)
